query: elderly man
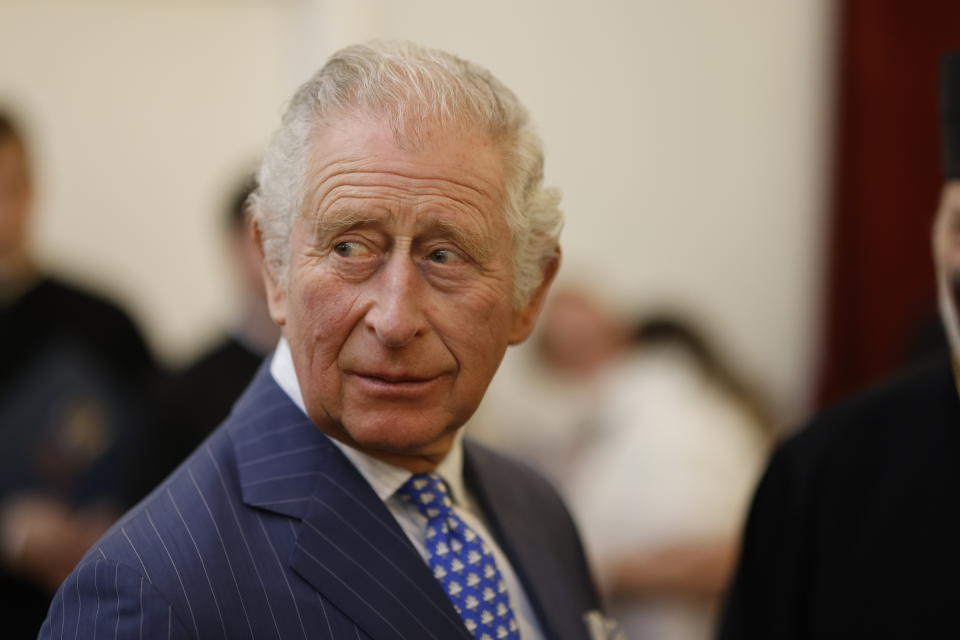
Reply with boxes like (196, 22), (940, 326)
(40, 42), (604, 639)
(718, 52), (960, 639)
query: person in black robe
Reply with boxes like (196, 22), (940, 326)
(718, 352), (959, 638)
(0, 110), (158, 635)
(718, 53), (960, 639)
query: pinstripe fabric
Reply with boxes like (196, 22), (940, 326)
(273, 338), (545, 639)
(39, 362), (599, 639)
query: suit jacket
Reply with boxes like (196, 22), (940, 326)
(719, 351), (960, 639)
(40, 363), (600, 639)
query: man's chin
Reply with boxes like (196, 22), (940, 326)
(337, 411), (462, 469)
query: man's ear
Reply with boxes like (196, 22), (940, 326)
(251, 220), (287, 327)
(509, 250), (561, 345)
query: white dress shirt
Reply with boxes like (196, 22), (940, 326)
(270, 339), (544, 639)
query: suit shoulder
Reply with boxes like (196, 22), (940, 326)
(92, 425), (240, 578)
(41, 554), (192, 639)
(76, 424), (265, 635)
(756, 353), (959, 515)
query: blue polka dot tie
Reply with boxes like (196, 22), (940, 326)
(397, 473), (521, 640)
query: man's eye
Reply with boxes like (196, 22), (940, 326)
(333, 241), (372, 258)
(428, 249), (464, 265)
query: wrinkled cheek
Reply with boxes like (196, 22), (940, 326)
(945, 248), (960, 275)
(452, 327), (513, 410)
(286, 278), (360, 388)
(291, 274), (354, 332)
(437, 293), (514, 366)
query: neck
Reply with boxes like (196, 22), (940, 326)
(0, 252), (36, 303)
(321, 425), (457, 474)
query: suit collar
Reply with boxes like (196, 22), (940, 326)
(289, 463), (473, 640)
(228, 361), (330, 520)
(228, 363), (471, 640)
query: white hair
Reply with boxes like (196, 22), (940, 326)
(250, 40), (562, 307)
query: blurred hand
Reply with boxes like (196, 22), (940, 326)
(0, 494), (114, 593)
(603, 539), (737, 602)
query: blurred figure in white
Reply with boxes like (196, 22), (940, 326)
(568, 316), (771, 640)
(473, 291), (772, 640)
(470, 287), (628, 480)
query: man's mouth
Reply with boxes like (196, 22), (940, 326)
(346, 371), (449, 396)
(355, 372), (435, 384)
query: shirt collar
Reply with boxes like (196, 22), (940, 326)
(268, 337), (468, 505)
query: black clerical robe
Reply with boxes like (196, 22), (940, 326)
(720, 351), (960, 639)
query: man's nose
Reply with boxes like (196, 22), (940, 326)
(365, 253), (426, 348)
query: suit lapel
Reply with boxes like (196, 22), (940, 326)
(229, 365), (470, 640)
(464, 442), (591, 640)
(290, 460), (471, 640)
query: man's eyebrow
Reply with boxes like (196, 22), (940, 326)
(313, 209), (381, 241)
(311, 209), (496, 262)
(421, 218), (493, 262)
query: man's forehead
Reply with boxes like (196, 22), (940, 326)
(308, 115), (505, 189)
(318, 108), (495, 151)
(301, 117), (508, 231)
(310, 157), (501, 197)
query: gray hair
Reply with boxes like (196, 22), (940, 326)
(250, 40), (562, 307)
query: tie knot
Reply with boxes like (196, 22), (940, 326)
(397, 473), (454, 519)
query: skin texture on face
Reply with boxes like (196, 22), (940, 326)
(934, 181), (960, 358)
(261, 115), (555, 472)
(933, 181), (960, 270)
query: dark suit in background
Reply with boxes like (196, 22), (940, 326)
(0, 277), (157, 637)
(122, 336), (263, 506)
(40, 365), (599, 639)
(122, 174), (277, 507)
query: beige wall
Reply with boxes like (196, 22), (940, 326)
(0, 0), (288, 361)
(1, 0), (834, 422)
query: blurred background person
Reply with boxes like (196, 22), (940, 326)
(470, 288), (630, 480)
(0, 109), (158, 636)
(122, 176), (279, 505)
(566, 316), (772, 640)
(815, 2), (960, 405)
(472, 290), (773, 640)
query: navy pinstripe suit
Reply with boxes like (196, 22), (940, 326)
(39, 363), (599, 639)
